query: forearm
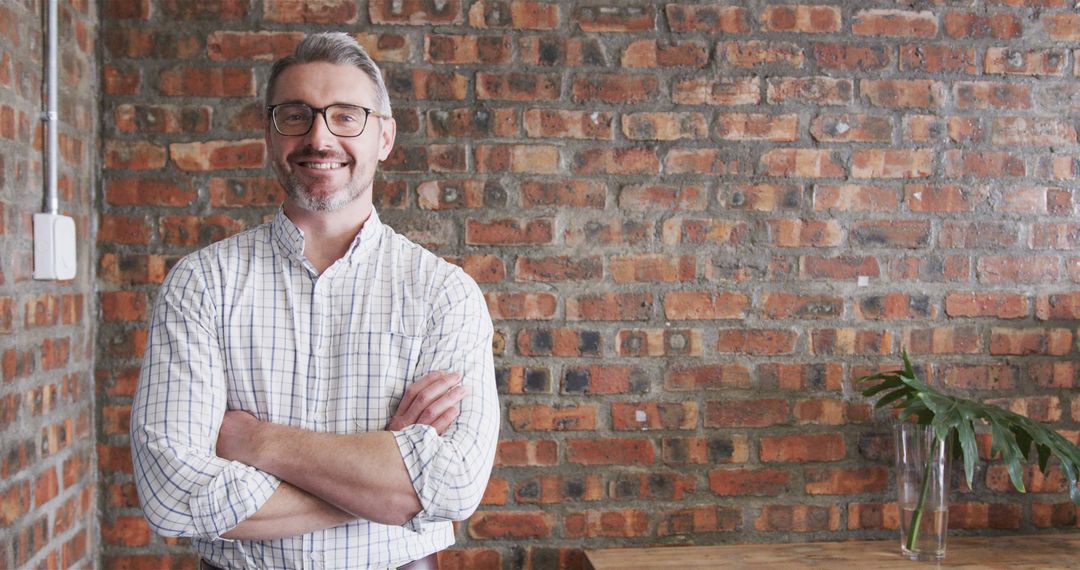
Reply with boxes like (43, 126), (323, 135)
(249, 423), (421, 526)
(221, 481), (355, 540)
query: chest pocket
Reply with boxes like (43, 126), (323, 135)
(328, 330), (424, 434)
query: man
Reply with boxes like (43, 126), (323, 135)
(130, 32), (500, 570)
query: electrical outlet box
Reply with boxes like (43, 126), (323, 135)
(33, 213), (76, 280)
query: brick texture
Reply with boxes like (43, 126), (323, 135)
(93, 0), (1080, 568)
(0, 1), (98, 569)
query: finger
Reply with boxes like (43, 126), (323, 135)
(415, 385), (466, 427)
(398, 370), (458, 417)
(398, 371), (462, 425)
(430, 404), (462, 435)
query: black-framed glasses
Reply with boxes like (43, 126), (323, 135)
(266, 103), (390, 137)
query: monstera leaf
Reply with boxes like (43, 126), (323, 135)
(858, 349), (1080, 503)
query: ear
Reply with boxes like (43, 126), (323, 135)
(377, 116), (396, 162)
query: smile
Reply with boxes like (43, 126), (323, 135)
(298, 162), (347, 170)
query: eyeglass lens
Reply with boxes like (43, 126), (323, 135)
(272, 104), (370, 137)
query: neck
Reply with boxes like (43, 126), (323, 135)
(283, 198), (373, 273)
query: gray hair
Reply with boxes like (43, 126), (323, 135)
(266, 32), (391, 116)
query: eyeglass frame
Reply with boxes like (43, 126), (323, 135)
(266, 102), (391, 138)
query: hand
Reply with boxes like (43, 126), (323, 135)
(387, 370), (466, 435)
(216, 410), (263, 465)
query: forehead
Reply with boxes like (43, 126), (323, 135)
(270, 62), (377, 106)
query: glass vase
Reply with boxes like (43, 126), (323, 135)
(895, 422), (951, 561)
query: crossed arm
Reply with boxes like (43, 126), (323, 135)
(217, 372), (465, 539)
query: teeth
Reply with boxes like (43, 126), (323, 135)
(302, 162), (344, 170)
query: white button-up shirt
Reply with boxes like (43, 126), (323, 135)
(131, 209), (499, 569)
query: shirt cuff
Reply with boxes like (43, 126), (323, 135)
(188, 461), (282, 540)
(393, 423), (442, 533)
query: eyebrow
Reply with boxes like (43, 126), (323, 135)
(271, 99), (369, 108)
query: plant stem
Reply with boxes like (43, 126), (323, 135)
(906, 434), (937, 552)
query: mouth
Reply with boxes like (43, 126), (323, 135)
(296, 161), (348, 171)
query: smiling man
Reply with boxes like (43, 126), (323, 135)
(130, 33), (500, 570)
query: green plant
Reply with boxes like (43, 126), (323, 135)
(857, 350), (1080, 550)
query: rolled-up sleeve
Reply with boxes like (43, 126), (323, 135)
(131, 257), (280, 539)
(393, 269), (500, 528)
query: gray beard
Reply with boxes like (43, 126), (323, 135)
(281, 174), (364, 212)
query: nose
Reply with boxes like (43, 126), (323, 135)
(304, 109), (337, 149)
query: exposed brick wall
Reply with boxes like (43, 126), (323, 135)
(98, 1), (1080, 568)
(0, 1), (98, 568)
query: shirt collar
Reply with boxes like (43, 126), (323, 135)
(271, 207), (384, 266)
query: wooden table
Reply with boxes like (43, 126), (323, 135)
(585, 534), (1080, 569)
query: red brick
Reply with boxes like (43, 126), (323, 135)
(762, 149), (845, 178)
(666, 4), (749, 33)
(767, 219), (843, 247)
(761, 5), (841, 33)
(100, 291), (148, 322)
(1031, 503), (1078, 528)
(495, 439), (558, 467)
(623, 112), (708, 141)
(466, 218), (552, 245)
(566, 292), (652, 321)
(476, 72), (560, 101)
(986, 48), (1068, 76)
(657, 506), (742, 536)
(475, 144), (559, 174)
(939, 364), (1018, 391)
(610, 255), (695, 283)
(709, 468), (790, 496)
(158, 67), (254, 97)
(418, 180), (490, 210)
(169, 139), (264, 172)
(521, 180), (606, 208)
(810, 113), (892, 143)
(563, 365), (648, 395)
(716, 113), (799, 142)
(904, 326), (982, 355)
(1042, 13), (1080, 41)
(564, 509), (649, 538)
(673, 77), (760, 105)
(566, 439), (654, 465)
(813, 184), (897, 212)
(662, 436), (749, 465)
(427, 107), (517, 138)
(514, 474), (603, 504)
(518, 36), (607, 66)
(209, 177), (284, 207)
(805, 467), (888, 495)
(425, 34), (511, 64)
(159, 0), (247, 19)
(494, 366), (550, 394)
(104, 140), (165, 170)
(160, 215), (245, 248)
(900, 44), (978, 74)
(571, 74), (659, 104)
(853, 9), (937, 37)
(0, 480), (30, 525)
(945, 150), (1026, 178)
(370, 0), (462, 25)
(986, 464), (1067, 494)
(616, 328), (703, 357)
(940, 222), (1019, 248)
(851, 221), (931, 249)
(977, 255), (1059, 284)
(767, 77), (853, 105)
(468, 1), (559, 30)
(106, 177), (196, 207)
(515, 256), (601, 283)
(508, 404), (596, 432)
(944, 11), (1023, 39)
(574, 147), (659, 175)
(665, 364), (751, 391)
(661, 218), (748, 246)
(947, 292), (1028, 319)
(992, 117), (1077, 146)
(207, 31), (302, 61)
(619, 184), (706, 211)
(574, 4), (654, 32)
(484, 292), (556, 320)
(664, 292), (749, 320)
(105, 28), (202, 60)
(612, 401), (697, 431)
(98, 214), (150, 246)
(622, 39), (709, 68)
(950, 502), (1021, 530)
(390, 69), (469, 101)
(101, 516), (151, 547)
(523, 110), (613, 140)
(104, 0), (149, 18)
(516, 328), (601, 358)
(563, 218), (651, 247)
(468, 512), (552, 539)
(723, 41), (805, 68)
(760, 433), (845, 462)
(716, 329), (798, 355)
(815, 43), (891, 72)
(706, 399), (788, 428)
(861, 80), (946, 109)
(990, 328), (1072, 356)
(756, 505), (841, 532)
(954, 81), (1032, 110)
(608, 472), (696, 501)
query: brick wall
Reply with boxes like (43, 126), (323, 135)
(98, 1), (1080, 568)
(0, 0), (98, 568)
